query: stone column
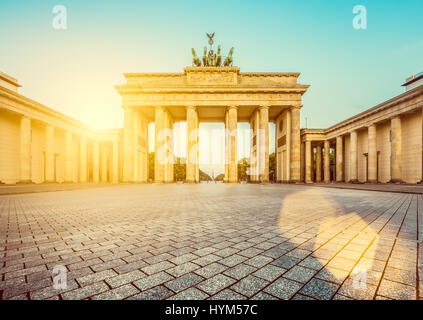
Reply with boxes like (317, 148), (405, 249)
(324, 140), (330, 183)
(101, 145), (108, 182)
(123, 108), (133, 182)
(290, 107), (301, 183)
(336, 136), (343, 182)
(391, 116), (402, 183)
(93, 141), (100, 183)
(285, 110), (291, 182)
(300, 142), (305, 182)
(227, 106), (238, 183)
(350, 130), (358, 183)
(164, 111), (175, 184)
(45, 125), (55, 183)
(140, 114), (149, 183)
(368, 124), (377, 183)
(19, 117), (32, 183)
(112, 140), (119, 183)
(64, 132), (73, 183)
(186, 106), (198, 183)
(79, 137), (87, 183)
(133, 111), (139, 182)
(225, 111), (229, 183)
(258, 106), (269, 183)
(305, 140), (312, 183)
(316, 144), (322, 182)
(155, 107), (165, 183)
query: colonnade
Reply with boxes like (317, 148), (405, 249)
(302, 115), (406, 183)
(17, 116), (118, 184)
(122, 105), (302, 184)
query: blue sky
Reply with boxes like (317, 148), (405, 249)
(1, 0), (422, 174)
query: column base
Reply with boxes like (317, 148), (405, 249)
(305, 180), (313, 184)
(288, 180), (303, 184)
(17, 180), (33, 184)
(392, 179), (404, 184)
(349, 179), (359, 184)
(185, 179), (196, 184)
(367, 180), (378, 184)
(62, 180), (75, 184)
(43, 180), (56, 184)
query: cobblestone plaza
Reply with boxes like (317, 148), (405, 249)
(0, 184), (421, 300)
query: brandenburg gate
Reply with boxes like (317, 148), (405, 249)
(115, 36), (309, 184)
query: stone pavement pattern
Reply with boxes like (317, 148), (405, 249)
(0, 184), (422, 300)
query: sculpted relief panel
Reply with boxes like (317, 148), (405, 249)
(187, 72), (237, 85)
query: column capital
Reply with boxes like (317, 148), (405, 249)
(186, 105), (197, 111)
(226, 105), (238, 111)
(258, 104), (270, 111)
(290, 104), (302, 110)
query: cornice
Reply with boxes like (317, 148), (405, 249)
(114, 86), (309, 94)
(324, 84), (423, 134)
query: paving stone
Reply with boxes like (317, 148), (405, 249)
(219, 254), (248, 267)
(166, 288), (209, 300)
(168, 253), (198, 265)
(91, 284), (139, 300)
(263, 277), (302, 300)
(283, 265), (317, 284)
(300, 279), (339, 300)
(271, 255), (301, 269)
(209, 289), (247, 300)
(196, 274), (236, 295)
(166, 262), (200, 277)
(76, 269), (118, 287)
(141, 261), (175, 275)
(194, 263), (227, 278)
(253, 265), (286, 282)
(377, 279), (416, 300)
(299, 256), (327, 270)
(251, 292), (279, 300)
(62, 282), (109, 300)
(127, 285), (174, 300)
(164, 272), (204, 292)
(105, 270), (146, 288)
(223, 264), (256, 280)
(244, 255), (273, 268)
(230, 275), (269, 298)
(133, 272), (174, 291)
(192, 254), (221, 267)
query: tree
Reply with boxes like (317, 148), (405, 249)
(148, 152), (154, 182)
(269, 153), (276, 182)
(215, 173), (225, 181)
(238, 158), (250, 182)
(174, 157), (186, 181)
(199, 170), (212, 182)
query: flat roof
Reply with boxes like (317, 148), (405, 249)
(403, 71), (423, 87)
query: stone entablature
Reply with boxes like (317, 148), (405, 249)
(0, 85), (120, 142)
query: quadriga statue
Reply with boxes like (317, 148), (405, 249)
(191, 48), (202, 67)
(223, 47), (234, 67)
